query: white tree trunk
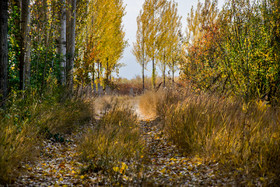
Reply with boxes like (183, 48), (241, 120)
(58, 0), (66, 85)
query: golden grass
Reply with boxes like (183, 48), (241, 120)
(93, 95), (135, 116)
(0, 88), (94, 184)
(78, 104), (145, 174)
(139, 88), (280, 182)
(0, 113), (40, 183)
(37, 99), (93, 135)
(138, 91), (161, 120)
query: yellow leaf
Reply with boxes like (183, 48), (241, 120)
(160, 168), (166, 174)
(123, 175), (128, 181)
(120, 162), (128, 174)
(113, 167), (119, 172)
(59, 177), (63, 182)
(121, 162), (128, 170)
(80, 175), (85, 180)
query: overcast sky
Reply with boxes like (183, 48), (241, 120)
(118, 0), (225, 79)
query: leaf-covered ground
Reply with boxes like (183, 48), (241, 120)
(138, 120), (244, 186)
(15, 133), (87, 186)
(14, 99), (266, 186)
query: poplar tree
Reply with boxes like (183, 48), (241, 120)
(145, 0), (165, 89)
(66, 0), (77, 91)
(58, 0), (67, 85)
(157, 0), (181, 87)
(133, 8), (149, 91)
(77, 0), (126, 87)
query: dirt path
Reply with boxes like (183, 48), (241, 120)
(14, 97), (238, 186)
(136, 105), (237, 186)
(15, 132), (87, 186)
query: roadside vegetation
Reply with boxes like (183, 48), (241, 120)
(78, 103), (145, 180)
(138, 88), (280, 184)
(1, 0), (280, 185)
(0, 80), (93, 184)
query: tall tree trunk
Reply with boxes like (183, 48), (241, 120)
(66, 0), (77, 91)
(172, 60), (175, 85)
(163, 53), (166, 87)
(41, 0), (48, 90)
(91, 63), (95, 89)
(23, 0), (31, 87)
(58, 0), (66, 85)
(97, 61), (100, 79)
(142, 59), (145, 92)
(0, 0), (8, 106)
(152, 57), (156, 89)
(19, 0), (31, 90)
(106, 57), (109, 83)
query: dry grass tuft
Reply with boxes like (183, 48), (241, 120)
(93, 95), (135, 116)
(79, 104), (144, 174)
(138, 91), (160, 120)
(138, 88), (187, 120)
(0, 88), (94, 184)
(0, 116), (40, 184)
(37, 99), (93, 135)
(160, 90), (280, 182)
(138, 87), (280, 182)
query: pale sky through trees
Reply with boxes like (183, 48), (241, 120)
(119, 0), (225, 79)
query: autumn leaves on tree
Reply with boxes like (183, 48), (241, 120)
(133, 0), (182, 90)
(0, 0), (126, 103)
(0, 0), (280, 103)
(183, 0), (280, 102)
(75, 0), (126, 88)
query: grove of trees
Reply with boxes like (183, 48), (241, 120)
(182, 0), (280, 103)
(0, 0), (126, 105)
(133, 0), (182, 90)
(134, 0), (280, 103)
(1, 0), (280, 103)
